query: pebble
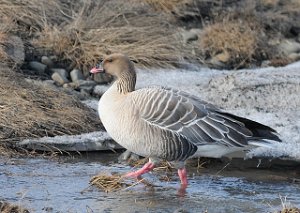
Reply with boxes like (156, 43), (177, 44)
(92, 73), (113, 84)
(288, 53), (300, 61)
(278, 39), (300, 56)
(63, 80), (96, 91)
(70, 69), (85, 82)
(50, 68), (69, 79)
(29, 61), (47, 75)
(41, 56), (54, 68)
(182, 30), (198, 43)
(51, 72), (69, 86)
(93, 85), (109, 97)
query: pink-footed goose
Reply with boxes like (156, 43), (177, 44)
(90, 53), (281, 188)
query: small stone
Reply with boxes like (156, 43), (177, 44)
(207, 57), (227, 69)
(288, 53), (300, 61)
(41, 56), (54, 68)
(80, 88), (92, 97)
(261, 60), (271, 67)
(92, 73), (113, 84)
(118, 150), (140, 162)
(215, 51), (230, 63)
(50, 68), (69, 79)
(77, 80), (97, 88)
(51, 72), (69, 86)
(29, 61), (47, 75)
(182, 29), (199, 44)
(70, 69), (85, 82)
(278, 39), (300, 56)
(93, 85), (109, 97)
(49, 55), (58, 61)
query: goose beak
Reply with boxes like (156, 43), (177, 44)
(90, 63), (104, 74)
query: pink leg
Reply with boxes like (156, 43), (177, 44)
(177, 168), (188, 185)
(124, 162), (155, 178)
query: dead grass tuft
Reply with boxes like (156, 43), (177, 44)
(0, 200), (29, 213)
(0, 67), (102, 143)
(200, 18), (268, 69)
(90, 173), (132, 193)
(279, 207), (300, 213)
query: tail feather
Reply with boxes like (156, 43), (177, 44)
(219, 112), (282, 142)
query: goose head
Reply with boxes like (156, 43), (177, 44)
(90, 53), (135, 79)
(90, 53), (137, 93)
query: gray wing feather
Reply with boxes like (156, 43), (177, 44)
(131, 86), (253, 148)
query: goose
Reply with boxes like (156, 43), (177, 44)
(90, 53), (281, 188)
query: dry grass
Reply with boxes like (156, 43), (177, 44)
(143, 0), (188, 14)
(0, 32), (10, 63)
(35, 25), (185, 75)
(279, 207), (300, 213)
(200, 17), (268, 68)
(90, 173), (132, 193)
(0, 67), (102, 143)
(33, 0), (193, 75)
(0, 200), (29, 213)
(0, 0), (298, 71)
(0, 0), (71, 35)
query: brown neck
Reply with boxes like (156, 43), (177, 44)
(116, 70), (136, 94)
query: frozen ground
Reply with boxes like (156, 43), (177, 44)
(19, 62), (300, 161)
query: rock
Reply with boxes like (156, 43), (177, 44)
(278, 39), (300, 56)
(80, 88), (92, 97)
(0, 35), (25, 66)
(215, 51), (230, 63)
(29, 61), (47, 75)
(41, 56), (54, 68)
(261, 60), (271, 67)
(181, 29), (200, 43)
(49, 55), (58, 61)
(288, 53), (300, 61)
(93, 85), (109, 97)
(92, 73), (113, 84)
(118, 150), (140, 162)
(207, 57), (227, 69)
(50, 68), (69, 79)
(63, 80), (96, 91)
(51, 72), (69, 86)
(70, 69), (84, 82)
(77, 80), (97, 88)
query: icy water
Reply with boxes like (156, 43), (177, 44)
(1, 153), (300, 213)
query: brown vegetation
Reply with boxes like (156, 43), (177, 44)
(1, 0), (299, 71)
(90, 173), (131, 193)
(0, 68), (102, 144)
(200, 19), (266, 69)
(0, 200), (29, 213)
(33, 0), (193, 74)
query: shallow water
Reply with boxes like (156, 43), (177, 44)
(0, 153), (299, 213)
